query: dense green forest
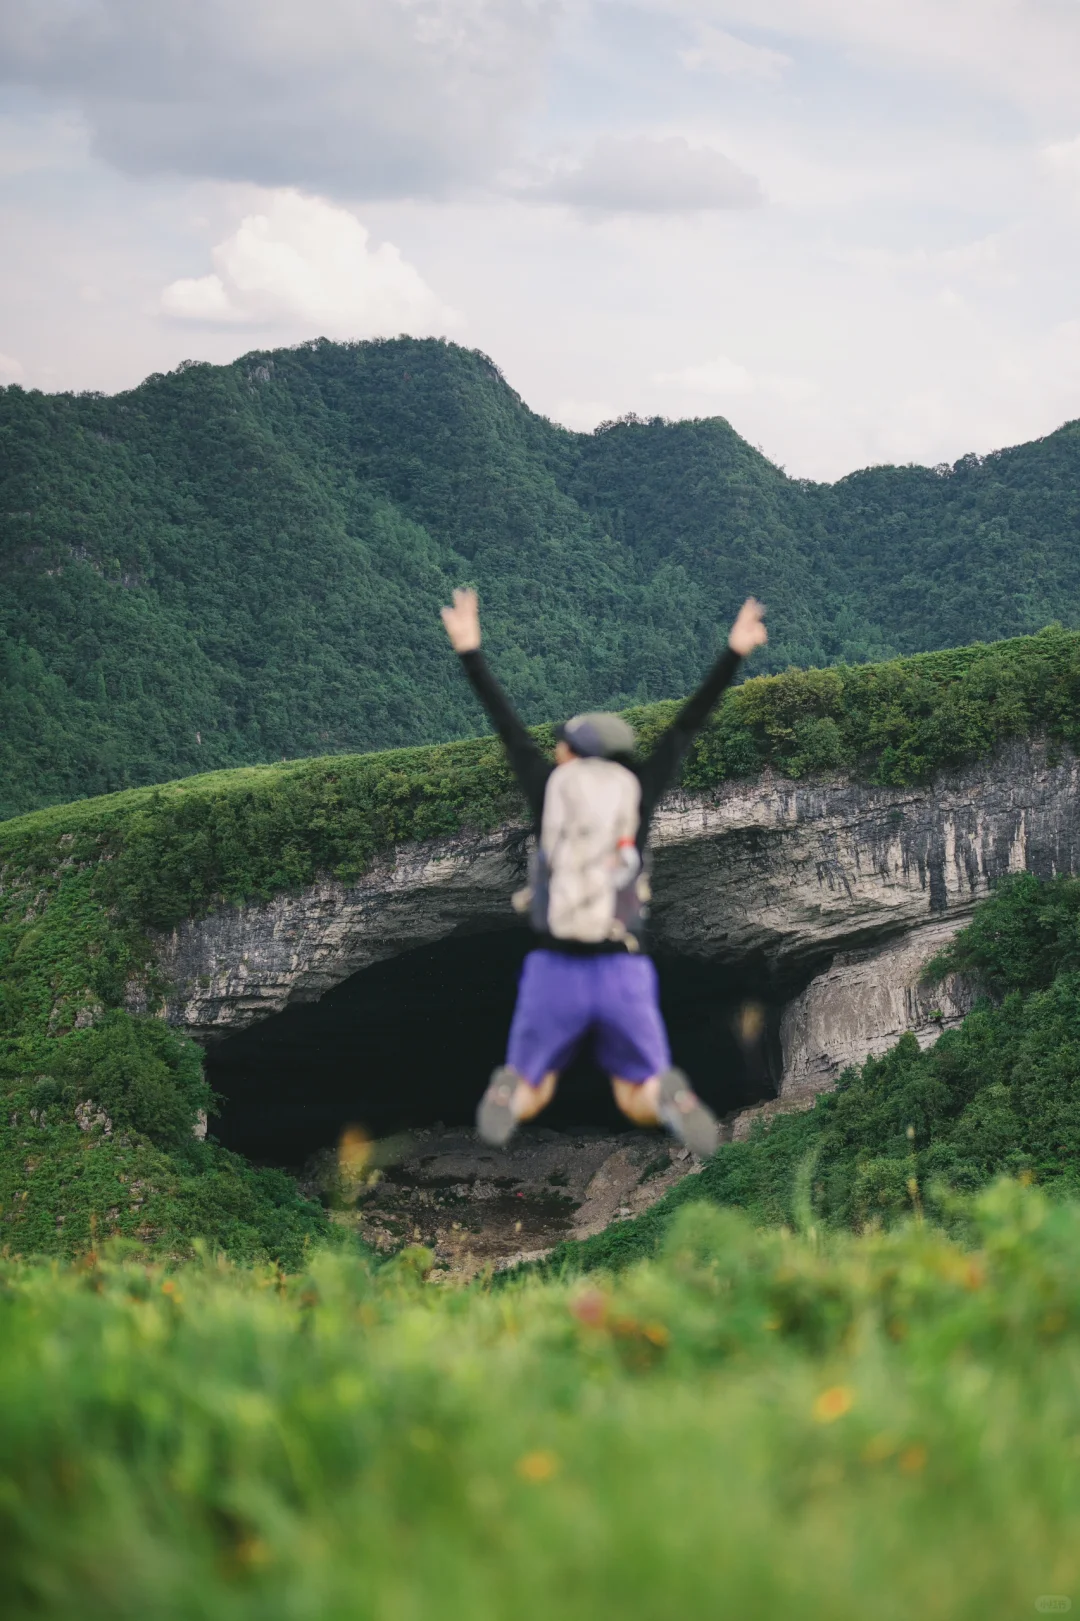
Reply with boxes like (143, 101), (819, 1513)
(4, 336), (1080, 818)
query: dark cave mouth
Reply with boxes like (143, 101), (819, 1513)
(207, 927), (798, 1168)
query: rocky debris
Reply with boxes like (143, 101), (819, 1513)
(302, 1124), (703, 1281)
(74, 1100), (113, 1135)
(727, 1095), (817, 1143)
(573, 1141), (701, 1239)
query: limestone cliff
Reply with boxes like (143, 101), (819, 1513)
(152, 738), (1080, 1096)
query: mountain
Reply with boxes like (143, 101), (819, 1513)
(3, 335), (1080, 819)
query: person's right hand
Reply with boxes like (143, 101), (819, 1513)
(728, 597), (768, 657)
(441, 586), (481, 653)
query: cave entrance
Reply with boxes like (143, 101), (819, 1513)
(207, 927), (793, 1168)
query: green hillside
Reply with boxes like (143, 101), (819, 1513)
(2, 627), (1080, 1263)
(5, 335), (1080, 818)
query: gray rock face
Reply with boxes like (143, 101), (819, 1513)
(777, 921), (979, 1099)
(645, 738), (1070, 967)
(155, 828), (523, 1039)
(154, 738), (1080, 1089)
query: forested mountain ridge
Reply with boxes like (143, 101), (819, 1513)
(3, 334), (1080, 819)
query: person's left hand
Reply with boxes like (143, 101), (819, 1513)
(441, 587), (481, 653)
(728, 598), (768, 657)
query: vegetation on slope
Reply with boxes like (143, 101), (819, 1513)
(6, 335), (1080, 818)
(0, 840), (344, 1264)
(549, 872), (1080, 1277)
(3, 1182), (1080, 1618)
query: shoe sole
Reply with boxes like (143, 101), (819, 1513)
(477, 1066), (520, 1147)
(656, 1067), (720, 1158)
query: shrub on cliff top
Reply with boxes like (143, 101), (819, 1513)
(5, 625), (1080, 937)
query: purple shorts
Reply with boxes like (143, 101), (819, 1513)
(506, 950), (671, 1086)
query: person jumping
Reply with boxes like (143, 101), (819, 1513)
(440, 589), (768, 1155)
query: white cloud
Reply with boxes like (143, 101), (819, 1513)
(0, 105), (87, 177)
(0, 0), (556, 197)
(843, 237), (1002, 273)
(833, 235), (1013, 291)
(0, 351), (24, 383)
(160, 191), (458, 336)
(552, 398), (618, 430)
(1042, 136), (1080, 198)
(679, 27), (791, 80)
(530, 135), (762, 214)
(657, 0), (1080, 117)
(658, 354), (753, 393)
(655, 354), (816, 404)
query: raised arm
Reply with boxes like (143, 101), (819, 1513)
(440, 588), (552, 818)
(637, 598), (768, 813)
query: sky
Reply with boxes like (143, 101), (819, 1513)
(4, 0), (1080, 479)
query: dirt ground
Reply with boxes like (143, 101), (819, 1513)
(303, 1125), (705, 1280)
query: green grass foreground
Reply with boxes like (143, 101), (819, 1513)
(3, 1183), (1079, 1620)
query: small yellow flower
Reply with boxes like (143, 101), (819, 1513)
(898, 1443), (928, 1474)
(234, 1535), (271, 1570)
(813, 1385), (854, 1423)
(516, 1449), (559, 1482)
(338, 1125), (371, 1176)
(642, 1321), (670, 1347)
(337, 1125), (373, 1203)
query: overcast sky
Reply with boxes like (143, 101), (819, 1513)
(4, 0), (1080, 478)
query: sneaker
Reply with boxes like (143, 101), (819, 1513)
(656, 1068), (720, 1158)
(477, 1066), (521, 1147)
